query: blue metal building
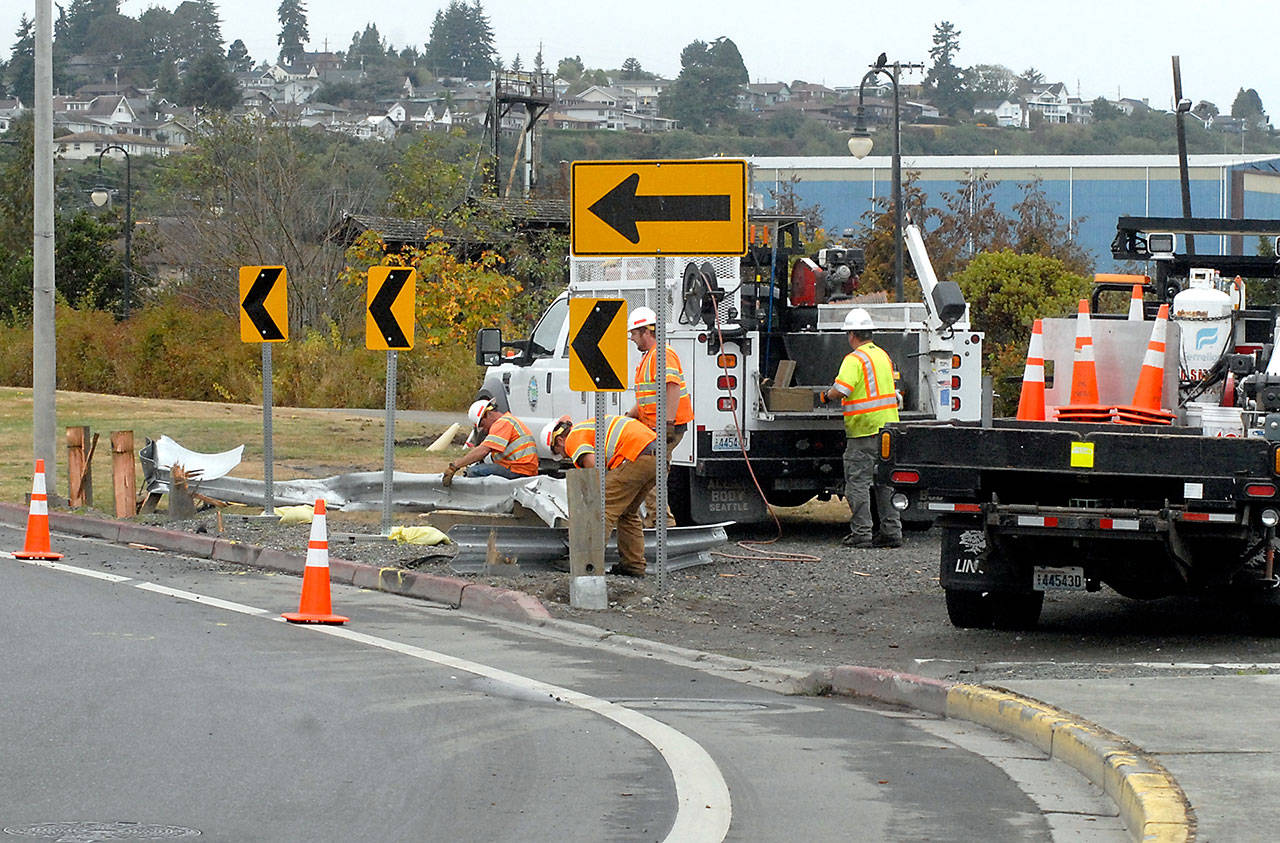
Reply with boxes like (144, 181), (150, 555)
(747, 154), (1280, 270)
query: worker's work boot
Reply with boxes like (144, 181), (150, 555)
(609, 563), (646, 578)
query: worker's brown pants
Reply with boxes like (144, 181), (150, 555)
(607, 454), (658, 570)
(641, 426), (685, 528)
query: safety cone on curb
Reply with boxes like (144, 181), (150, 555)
(1016, 319), (1046, 421)
(1115, 304), (1176, 425)
(282, 499), (348, 624)
(1055, 300), (1113, 423)
(1127, 284), (1145, 321)
(14, 459), (62, 560)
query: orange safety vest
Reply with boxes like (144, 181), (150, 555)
(834, 341), (899, 438)
(634, 346), (694, 428)
(564, 416), (656, 469)
(481, 413), (539, 476)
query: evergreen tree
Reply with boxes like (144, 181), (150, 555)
(277, 0), (309, 66)
(180, 50), (239, 110)
(926, 20), (967, 115)
(171, 0), (224, 64)
(423, 1), (495, 79)
(1231, 87), (1268, 129)
(6, 16), (34, 104)
(55, 0), (119, 55)
(662, 37), (748, 132)
(155, 59), (181, 101)
(347, 23), (387, 69)
(226, 39), (253, 72)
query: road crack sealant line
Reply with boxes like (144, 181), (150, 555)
(0, 503), (1193, 840)
(808, 665), (1196, 843)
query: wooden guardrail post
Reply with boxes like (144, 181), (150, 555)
(110, 430), (136, 518)
(66, 425), (97, 508)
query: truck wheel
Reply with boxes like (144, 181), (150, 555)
(991, 591), (1044, 631)
(944, 589), (995, 629)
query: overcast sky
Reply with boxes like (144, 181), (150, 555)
(11, 0), (1274, 115)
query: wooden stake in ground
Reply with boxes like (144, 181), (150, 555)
(66, 426), (97, 508)
(110, 430), (136, 518)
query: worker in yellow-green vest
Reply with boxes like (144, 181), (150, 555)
(819, 308), (902, 549)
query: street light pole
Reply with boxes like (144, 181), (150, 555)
(847, 57), (923, 304)
(92, 144), (132, 316)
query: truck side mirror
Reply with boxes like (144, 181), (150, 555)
(476, 327), (503, 366)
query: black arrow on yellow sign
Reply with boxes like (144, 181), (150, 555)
(570, 299), (626, 390)
(588, 172), (732, 244)
(242, 267), (285, 340)
(369, 267), (413, 348)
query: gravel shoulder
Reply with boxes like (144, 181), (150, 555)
(147, 497), (1280, 683)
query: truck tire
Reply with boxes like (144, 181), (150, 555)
(944, 589), (996, 629)
(990, 591), (1044, 631)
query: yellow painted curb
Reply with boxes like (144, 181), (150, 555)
(947, 684), (1194, 842)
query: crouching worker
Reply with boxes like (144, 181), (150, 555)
(443, 399), (539, 487)
(542, 415), (657, 577)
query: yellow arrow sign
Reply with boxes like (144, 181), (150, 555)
(569, 298), (628, 392)
(239, 266), (288, 343)
(571, 159), (747, 257)
(366, 266), (417, 350)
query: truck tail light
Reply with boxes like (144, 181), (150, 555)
(717, 397), (737, 412)
(716, 353), (737, 368)
(1246, 483), (1277, 498)
(1273, 445), (1280, 476)
(951, 354), (961, 368)
(880, 431), (892, 459)
(951, 375), (961, 389)
(890, 470), (919, 484)
(952, 397), (961, 411)
(717, 374), (737, 390)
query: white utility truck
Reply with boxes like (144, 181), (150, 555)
(475, 214), (983, 525)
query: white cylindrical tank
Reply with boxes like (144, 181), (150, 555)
(1172, 280), (1233, 383)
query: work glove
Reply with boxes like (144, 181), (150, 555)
(817, 391), (829, 406)
(442, 463), (457, 487)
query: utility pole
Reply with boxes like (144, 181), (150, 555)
(33, 0), (57, 491)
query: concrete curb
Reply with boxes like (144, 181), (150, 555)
(5, 502), (1192, 839)
(0, 503), (552, 624)
(810, 665), (1195, 843)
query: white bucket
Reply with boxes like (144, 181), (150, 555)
(1199, 405), (1244, 438)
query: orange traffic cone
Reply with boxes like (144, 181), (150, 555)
(1055, 300), (1113, 422)
(1127, 284), (1145, 321)
(1016, 319), (1046, 421)
(14, 459), (62, 560)
(282, 499), (348, 624)
(1114, 304), (1176, 425)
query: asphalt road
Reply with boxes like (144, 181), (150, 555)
(0, 529), (1121, 842)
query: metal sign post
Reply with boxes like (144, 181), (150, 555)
(239, 265), (288, 517)
(366, 266), (416, 535)
(261, 343), (274, 516)
(382, 350), (397, 534)
(654, 259), (669, 592)
(567, 297), (628, 609)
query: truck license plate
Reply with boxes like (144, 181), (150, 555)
(711, 430), (748, 452)
(1033, 566), (1085, 591)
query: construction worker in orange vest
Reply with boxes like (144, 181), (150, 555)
(542, 414), (657, 577)
(624, 305), (693, 527)
(819, 308), (902, 549)
(444, 399), (539, 486)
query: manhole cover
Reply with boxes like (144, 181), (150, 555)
(614, 698), (782, 713)
(4, 822), (201, 842)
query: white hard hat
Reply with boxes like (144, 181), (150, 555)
(541, 415), (572, 450)
(468, 399), (493, 427)
(628, 306), (657, 331)
(842, 308), (875, 332)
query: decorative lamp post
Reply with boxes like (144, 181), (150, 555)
(848, 55), (922, 304)
(91, 143), (132, 316)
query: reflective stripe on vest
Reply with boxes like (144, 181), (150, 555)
(484, 414), (537, 468)
(634, 347), (693, 426)
(842, 348), (897, 417)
